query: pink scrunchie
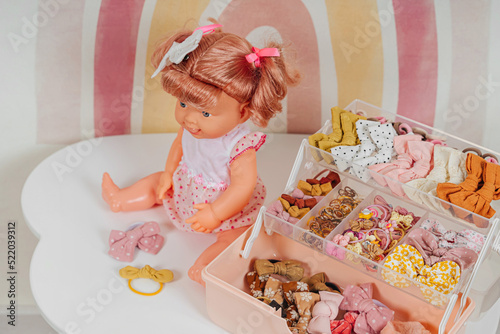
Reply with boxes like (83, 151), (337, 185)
(369, 135), (434, 197)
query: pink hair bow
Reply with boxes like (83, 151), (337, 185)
(245, 47), (280, 67)
(308, 291), (344, 334)
(326, 234), (350, 260)
(108, 222), (164, 262)
(339, 283), (394, 334)
(420, 219), (485, 254)
(405, 227), (478, 270)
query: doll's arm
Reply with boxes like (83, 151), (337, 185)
(157, 127), (183, 200)
(186, 149), (258, 233)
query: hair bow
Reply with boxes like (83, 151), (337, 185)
(245, 46), (280, 68)
(308, 291), (344, 334)
(119, 265), (174, 283)
(383, 244), (461, 305)
(263, 277), (285, 306)
(151, 23), (222, 78)
(330, 312), (358, 334)
(303, 272), (334, 292)
(405, 227), (478, 270)
(108, 222), (164, 262)
(438, 154), (500, 218)
(339, 283), (394, 334)
(246, 271), (269, 298)
(420, 219), (485, 253)
(254, 259), (304, 281)
(350, 219), (374, 232)
(291, 292), (321, 333)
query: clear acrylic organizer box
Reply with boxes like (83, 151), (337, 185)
(242, 100), (500, 333)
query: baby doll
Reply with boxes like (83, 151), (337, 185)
(102, 23), (300, 285)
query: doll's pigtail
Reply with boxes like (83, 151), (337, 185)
(248, 41), (301, 128)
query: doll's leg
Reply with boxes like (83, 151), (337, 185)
(188, 225), (250, 286)
(101, 172), (164, 212)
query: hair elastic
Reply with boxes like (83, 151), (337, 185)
(119, 265), (174, 296)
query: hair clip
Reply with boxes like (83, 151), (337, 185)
(151, 23), (222, 78)
(392, 122), (413, 135)
(463, 147), (499, 164)
(411, 127), (447, 142)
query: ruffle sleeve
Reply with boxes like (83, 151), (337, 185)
(229, 132), (266, 164)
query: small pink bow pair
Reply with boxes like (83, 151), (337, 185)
(108, 222), (164, 262)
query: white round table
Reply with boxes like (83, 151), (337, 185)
(21, 133), (306, 334)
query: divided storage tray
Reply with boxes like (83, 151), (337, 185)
(203, 100), (500, 334)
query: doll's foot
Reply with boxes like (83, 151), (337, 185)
(188, 263), (206, 287)
(102, 173), (123, 212)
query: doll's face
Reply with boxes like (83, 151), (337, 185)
(175, 92), (250, 139)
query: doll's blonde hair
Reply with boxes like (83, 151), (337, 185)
(151, 25), (300, 128)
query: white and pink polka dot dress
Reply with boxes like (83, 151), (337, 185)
(163, 123), (266, 233)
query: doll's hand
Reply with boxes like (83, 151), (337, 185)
(186, 203), (222, 233)
(157, 171), (173, 200)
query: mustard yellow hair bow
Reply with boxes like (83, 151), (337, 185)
(119, 265), (174, 296)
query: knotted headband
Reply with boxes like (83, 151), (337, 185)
(308, 291), (344, 334)
(108, 221), (164, 262)
(254, 259), (304, 281)
(119, 265), (174, 296)
(339, 283), (394, 334)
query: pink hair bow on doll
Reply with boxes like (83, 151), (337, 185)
(108, 222), (164, 262)
(339, 283), (394, 334)
(245, 47), (280, 67)
(308, 291), (344, 334)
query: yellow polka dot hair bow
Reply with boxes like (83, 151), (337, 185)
(382, 244), (460, 306)
(119, 265), (174, 296)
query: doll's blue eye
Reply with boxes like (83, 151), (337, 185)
(201, 111), (211, 117)
(180, 102), (187, 108)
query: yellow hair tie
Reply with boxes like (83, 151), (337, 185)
(119, 265), (174, 296)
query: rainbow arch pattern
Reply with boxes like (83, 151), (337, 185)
(35, 0), (495, 145)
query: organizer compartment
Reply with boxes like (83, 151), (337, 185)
(308, 99), (500, 229)
(203, 227), (475, 334)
